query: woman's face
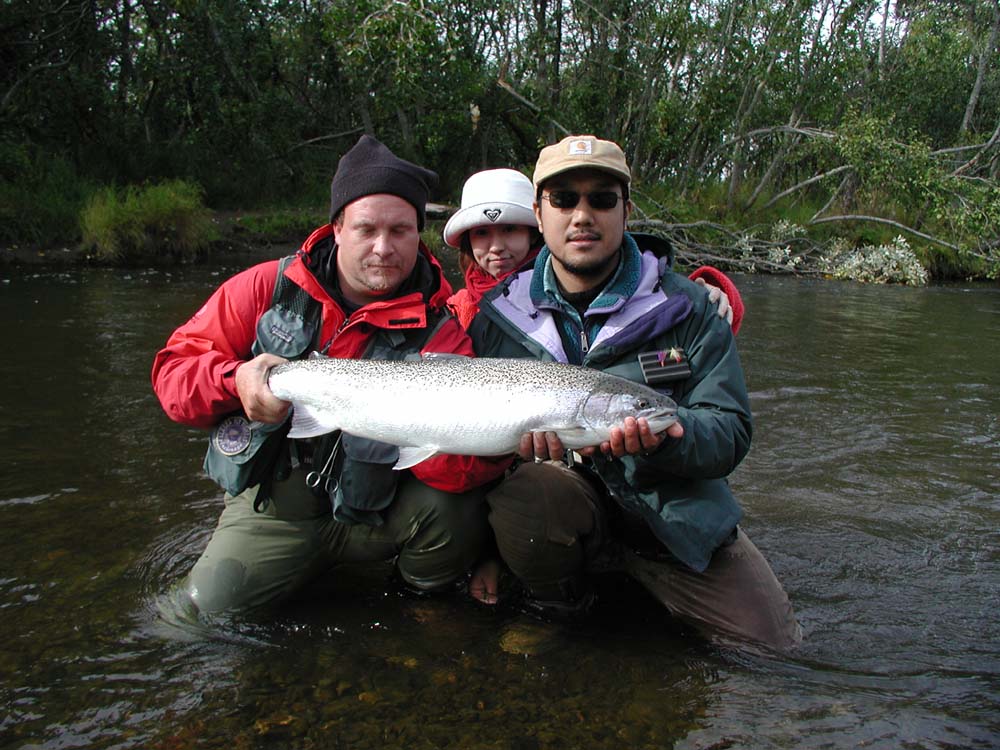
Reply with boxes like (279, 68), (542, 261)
(468, 224), (534, 278)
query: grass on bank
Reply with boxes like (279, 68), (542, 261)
(3, 151), (994, 281)
(80, 180), (218, 262)
(234, 209), (325, 242)
(0, 146), (89, 246)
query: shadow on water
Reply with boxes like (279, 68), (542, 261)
(1, 265), (998, 748)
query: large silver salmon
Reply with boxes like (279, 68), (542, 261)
(267, 356), (678, 469)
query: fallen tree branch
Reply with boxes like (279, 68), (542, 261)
(496, 71), (570, 136)
(808, 214), (962, 251)
(763, 165), (853, 209)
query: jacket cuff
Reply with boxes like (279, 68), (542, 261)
(688, 266), (744, 335)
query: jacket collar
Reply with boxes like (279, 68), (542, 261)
(287, 224), (453, 323)
(529, 233), (643, 316)
(486, 238), (692, 362)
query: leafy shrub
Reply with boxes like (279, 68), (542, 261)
(0, 143), (89, 245)
(819, 236), (929, 285)
(235, 210), (324, 241)
(80, 180), (217, 262)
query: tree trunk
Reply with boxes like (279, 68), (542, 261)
(960, 0), (1000, 135)
(877, 0), (892, 79)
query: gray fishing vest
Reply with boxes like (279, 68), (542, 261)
(203, 254), (450, 525)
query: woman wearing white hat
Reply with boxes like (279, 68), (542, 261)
(443, 168), (542, 329)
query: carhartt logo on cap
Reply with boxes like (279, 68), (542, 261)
(532, 134), (631, 189)
(483, 208), (502, 222)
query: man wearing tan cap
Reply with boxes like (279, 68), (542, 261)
(468, 135), (800, 651)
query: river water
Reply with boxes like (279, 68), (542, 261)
(1, 257), (997, 749)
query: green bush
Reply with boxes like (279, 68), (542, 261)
(235, 209), (324, 241)
(0, 143), (89, 245)
(80, 180), (218, 262)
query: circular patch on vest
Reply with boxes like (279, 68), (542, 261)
(214, 415), (253, 456)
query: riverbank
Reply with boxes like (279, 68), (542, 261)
(0, 211), (280, 268)
(3, 206), (989, 285)
(0, 206), (462, 271)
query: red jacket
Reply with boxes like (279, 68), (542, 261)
(151, 224), (510, 493)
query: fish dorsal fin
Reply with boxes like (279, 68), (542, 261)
(420, 352), (469, 361)
(287, 403), (341, 439)
(394, 445), (439, 470)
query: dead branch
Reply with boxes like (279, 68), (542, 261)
(951, 116), (1000, 177)
(1, 58), (71, 112)
(496, 70), (570, 136)
(808, 214), (961, 251)
(810, 173), (851, 222)
(286, 127), (366, 153)
(764, 165), (853, 209)
(711, 125), (835, 155)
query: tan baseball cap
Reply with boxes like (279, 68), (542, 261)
(532, 135), (631, 189)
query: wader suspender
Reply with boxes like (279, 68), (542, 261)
(251, 254), (322, 511)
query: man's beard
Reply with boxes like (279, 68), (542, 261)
(555, 248), (620, 282)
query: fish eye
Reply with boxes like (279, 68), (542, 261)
(636, 398), (649, 409)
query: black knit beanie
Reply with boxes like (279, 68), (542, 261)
(329, 135), (439, 229)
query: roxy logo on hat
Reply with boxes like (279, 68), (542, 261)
(442, 169), (537, 248)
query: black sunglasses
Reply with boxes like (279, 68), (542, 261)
(541, 190), (623, 210)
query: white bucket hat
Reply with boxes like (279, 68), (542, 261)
(443, 168), (537, 248)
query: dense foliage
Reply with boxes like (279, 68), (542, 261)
(80, 179), (216, 262)
(2, 0), (998, 278)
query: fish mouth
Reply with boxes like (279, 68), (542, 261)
(640, 406), (678, 431)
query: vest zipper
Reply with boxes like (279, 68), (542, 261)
(579, 328), (590, 355)
(320, 315), (352, 355)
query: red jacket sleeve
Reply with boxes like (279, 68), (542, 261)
(688, 265), (744, 335)
(408, 315), (514, 492)
(151, 261), (279, 428)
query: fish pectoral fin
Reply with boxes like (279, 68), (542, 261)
(287, 404), (341, 439)
(394, 446), (440, 470)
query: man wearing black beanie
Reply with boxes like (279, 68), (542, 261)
(329, 134), (439, 229)
(152, 135), (508, 615)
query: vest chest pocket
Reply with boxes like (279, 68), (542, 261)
(637, 348), (691, 386)
(252, 305), (318, 360)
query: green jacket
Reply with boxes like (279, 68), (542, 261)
(468, 233), (751, 572)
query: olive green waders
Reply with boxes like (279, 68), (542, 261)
(487, 461), (801, 652)
(185, 467), (489, 613)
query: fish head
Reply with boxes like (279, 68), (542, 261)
(580, 382), (678, 435)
